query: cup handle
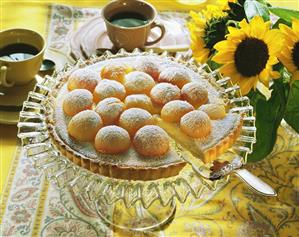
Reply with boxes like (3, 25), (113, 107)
(145, 22), (166, 46)
(0, 66), (15, 87)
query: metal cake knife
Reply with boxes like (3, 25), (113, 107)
(184, 155), (277, 197)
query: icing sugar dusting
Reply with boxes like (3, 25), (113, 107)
(63, 89), (93, 116)
(68, 68), (100, 92)
(52, 55), (236, 166)
(159, 67), (191, 88)
(150, 82), (181, 105)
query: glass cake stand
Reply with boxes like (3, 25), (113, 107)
(17, 49), (256, 231)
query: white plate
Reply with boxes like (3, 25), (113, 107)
(70, 13), (190, 59)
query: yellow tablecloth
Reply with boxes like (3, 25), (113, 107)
(0, 0), (221, 195)
(1, 0), (211, 195)
(0, 0), (218, 194)
(1, 0), (298, 194)
(1, 1), (299, 236)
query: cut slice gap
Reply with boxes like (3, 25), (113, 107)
(154, 113), (243, 163)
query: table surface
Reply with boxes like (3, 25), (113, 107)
(0, 1), (299, 235)
(0, 0), (218, 194)
(0, 0), (231, 194)
(1, 0), (298, 196)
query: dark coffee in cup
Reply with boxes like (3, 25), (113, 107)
(102, 0), (165, 51)
(0, 28), (45, 87)
(109, 12), (149, 28)
(0, 43), (39, 61)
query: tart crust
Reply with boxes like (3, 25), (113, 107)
(155, 115), (243, 163)
(46, 79), (186, 181)
(48, 123), (186, 180)
(46, 55), (243, 181)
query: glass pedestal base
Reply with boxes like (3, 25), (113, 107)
(17, 50), (256, 233)
(95, 200), (176, 232)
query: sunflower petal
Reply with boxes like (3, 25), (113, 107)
(237, 76), (258, 95)
(264, 30), (283, 54)
(279, 23), (292, 34)
(228, 26), (239, 34)
(227, 26), (247, 39)
(292, 18), (299, 36)
(239, 19), (249, 29)
(249, 16), (269, 39)
(214, 40), (236, 51)
(250, 16), (264, 26)
(283, 38), (296, 49)
(193, 49), (210, 63)
(259, 69), (270, 87)
(219, 62), (237, 75)
(292, 70), (299, 81)
(229, 73), (242, 84)
(212, 51), (235, 64)
(267, 56), (279, 65)
(270, 71), (281, 79)
(279, 54), (297, 72)
(280, 24), (298, 42)
(227, 31), (247, 41)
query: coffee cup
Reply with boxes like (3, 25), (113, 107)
(102, 0), (165, 51)
(0, 28), (45, 87)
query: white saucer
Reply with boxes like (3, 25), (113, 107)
(70, 13), (190, 59)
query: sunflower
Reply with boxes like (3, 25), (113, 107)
(202, 4), (227, 20)
(212, 16), (283, 95)
(188, 12), (210, 63)
(217, 0), (237, 11)
(279, 19), (299, 80)
(188, 8), (228, 63)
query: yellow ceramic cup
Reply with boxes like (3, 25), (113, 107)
(102, 0), (165, 51)
(0, 28), (45, 87)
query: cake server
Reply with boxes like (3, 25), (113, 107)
(184, 155), (277, 197)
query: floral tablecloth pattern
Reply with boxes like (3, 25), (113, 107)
(1, 125), (298, 236)
(1, 4), (299, 237)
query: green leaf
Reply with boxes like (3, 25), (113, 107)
(272, 18), (292, 28)
(256, 0), (270, 6)
(207, 59), (221, 71)
(248, 80), (287, 162)
(244, 0), (270, 21)
(284, 80), (299, 133)
(226, 0), (246, 21)
(269, 7), (299, 24)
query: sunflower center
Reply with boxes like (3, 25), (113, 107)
(234, 37), (269, 77)
(292, 41), (299, 70)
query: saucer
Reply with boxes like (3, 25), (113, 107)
(0, 111), (20, 125)
(70, 12), (190, 59)
(0, 78), (37, 107)
(0, 78), (38, 125)
(0, 48), (74, 125)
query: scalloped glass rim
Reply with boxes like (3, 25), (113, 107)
(17, 49), (256, 209)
